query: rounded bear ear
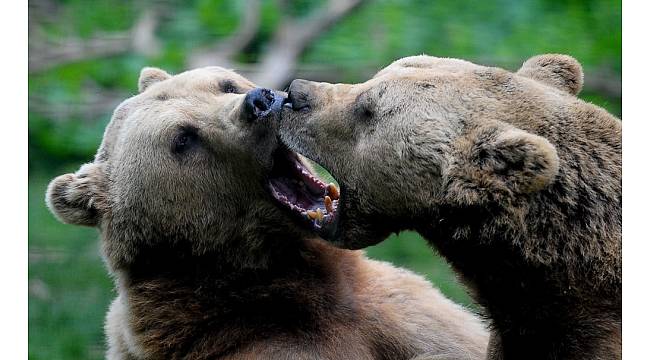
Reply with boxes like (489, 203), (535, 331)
(444, 123), (559, 205)
(46, 163), (107, 227)
(517, 54), (584, 95)
(138, 67), (171, 93)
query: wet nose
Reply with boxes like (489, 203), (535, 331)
(243, 88), (285, 121)
(286, 79), (313, 111)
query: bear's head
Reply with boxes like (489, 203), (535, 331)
(276, 55), (581, 249)
(46, 66), (324, 270)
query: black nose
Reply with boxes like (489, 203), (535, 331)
(286, 79), (312, 111)
(244, 88), (284, 121)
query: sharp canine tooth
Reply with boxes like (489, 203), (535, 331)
(324, 196), (334, 213)
(316, 208), (324, 221)
(307, 210), (318, 220)
(327, 183), (340, 200)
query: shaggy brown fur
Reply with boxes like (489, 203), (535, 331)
(46, 66), (489, 359)
(277, 54), (622, 360)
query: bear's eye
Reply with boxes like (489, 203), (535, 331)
(220, 80), (239, 94)
(172, 128), (199, 155)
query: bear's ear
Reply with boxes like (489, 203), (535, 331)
(46, 163), (107, 226)
(138, 67), (171, 93)
(444, 123), (559, 205)
(516, 54), (583, 95)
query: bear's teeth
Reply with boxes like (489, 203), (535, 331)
(307, 210), (318, 220)
(327, 183), (339, 200)
(307, 209), (325, 221)
(324, 196), (334, 213)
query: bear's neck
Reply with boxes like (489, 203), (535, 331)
(417, 204), (620, 359)
(118, 234), (357, 293)
(113, 236), (361, 358)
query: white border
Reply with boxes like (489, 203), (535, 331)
(622, 1), (650, 359)
(0, 1), (28, 358)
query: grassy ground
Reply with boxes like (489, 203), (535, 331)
(28, 167), (472, 359)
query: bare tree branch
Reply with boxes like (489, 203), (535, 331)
(29, 83), (126, 122)
(188, 0), (262, 69)
(251, 0), (367, 88)
(29, 9), (160, 73)
(29, 35), (130, 73)
(131, 9), (161, 57)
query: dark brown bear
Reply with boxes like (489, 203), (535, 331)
(276, 54), (622, 360)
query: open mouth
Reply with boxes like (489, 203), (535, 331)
(268, 146), (340, 234)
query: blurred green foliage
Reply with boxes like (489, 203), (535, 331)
(29, 0), (620, 358)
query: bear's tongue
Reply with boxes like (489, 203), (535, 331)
(268, 149), (339, 230)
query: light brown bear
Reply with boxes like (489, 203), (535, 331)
(45, 66), (489, 359)
(276, 55), (621, 360)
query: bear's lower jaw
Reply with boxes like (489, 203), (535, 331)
(267, 146), (340, 235)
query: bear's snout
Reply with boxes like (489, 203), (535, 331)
(244, 88), (285, 121)
(285, 79), (315, 112)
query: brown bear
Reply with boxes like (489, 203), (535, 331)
(45, 66), (489, 359)
(275, 55), (621, 360)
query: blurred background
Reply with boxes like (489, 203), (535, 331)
(28, 0), (621, 358)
